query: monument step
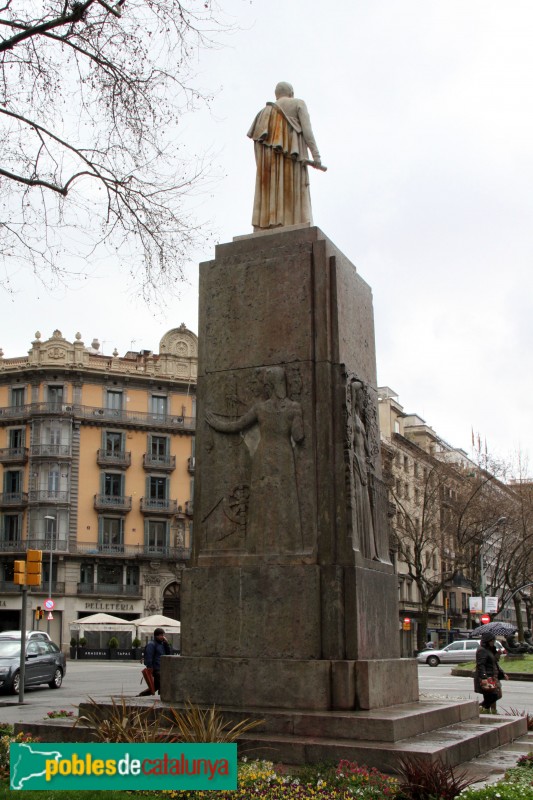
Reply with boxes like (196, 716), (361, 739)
(74, 696), (479, 743)
(238, 716), (527, 771)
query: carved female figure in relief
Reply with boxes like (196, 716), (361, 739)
(205, 366), (304, 555)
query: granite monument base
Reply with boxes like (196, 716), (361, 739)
(161, 655), (418, 711)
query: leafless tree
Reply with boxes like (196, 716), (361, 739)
(0, 1), (227, 302)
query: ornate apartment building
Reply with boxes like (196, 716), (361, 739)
(0, 326), (197, 647)
(378, 387), (474, 652)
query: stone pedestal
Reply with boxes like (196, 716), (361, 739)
(164, 226), (418, 711)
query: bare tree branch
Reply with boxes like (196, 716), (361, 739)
(0, 0), (229, 303)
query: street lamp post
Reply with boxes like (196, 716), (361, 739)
(44, 515), (56, 634)
(480, 516), (506, 613)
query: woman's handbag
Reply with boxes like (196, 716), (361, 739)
(480, 677), (498, 691)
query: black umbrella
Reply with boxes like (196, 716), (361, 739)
(470, 621), (518, 638)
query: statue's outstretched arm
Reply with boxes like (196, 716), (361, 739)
(205, 406), (258, 434)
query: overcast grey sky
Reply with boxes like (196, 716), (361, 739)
(2, 1), (532, 471)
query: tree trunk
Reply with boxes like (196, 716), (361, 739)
(513, 595), (525, 641)
(417, 607), (430, 652)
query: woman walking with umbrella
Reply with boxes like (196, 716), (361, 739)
(475, 630), (508, 714)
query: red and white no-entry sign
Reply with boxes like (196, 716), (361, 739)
(481, 614), (491, 624)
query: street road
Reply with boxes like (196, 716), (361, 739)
(0, 662), (530, 727)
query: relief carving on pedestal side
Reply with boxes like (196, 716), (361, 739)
(205, 366), (305, 555)
(344, 374), (390, 563)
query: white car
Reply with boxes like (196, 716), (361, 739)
(0, 630), (52, 642)
(418, 639), (506, 667)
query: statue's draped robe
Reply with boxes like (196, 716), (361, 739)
(247, 99), (320, 230)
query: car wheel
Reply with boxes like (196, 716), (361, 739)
(11, 671), (20, 695)
(49, 668), (63, 689)
(427, 655), (440, 667)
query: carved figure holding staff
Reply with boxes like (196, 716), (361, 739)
(247, 82), (326, 230)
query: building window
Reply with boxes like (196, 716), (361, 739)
(103, 473), (123, 497)
(3, 470), (22, 494)
(126, 565), (139, 586)
(403, 455), (409, 471)
(47, 385), (64, 406)
(10, 387), (25, 407)
(80, 563), (94, 585)
(97, 563), (122, 585)
(149, 435), (169, 460)
(147, 476), (168, 500)
(105, 390), (123, 410)
(104, 431), (124, 455)
(1, 514), (21, 543)
(99, 517), (124, 552)
(8, 428), (25, 449)
(146, 520), (168, 552)
(449, 593), (457, 611)
(150, 395), (168, 417)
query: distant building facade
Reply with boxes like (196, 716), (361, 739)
(0, 326), (197, 647)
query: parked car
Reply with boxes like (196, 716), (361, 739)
(417, 639), (506, 667)
(0, 630), (52, 642)
(0, 639), (66, 694)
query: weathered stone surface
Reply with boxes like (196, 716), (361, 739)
(177, 226), (416, 719)
(355, 659), (419, 709)
(182, 565), (321, 659)
(163, 656), (332, 710)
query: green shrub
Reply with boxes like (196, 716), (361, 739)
(79, 637), (87, 647)
(132, 637), (141, 648)
(107, 636), (119, 649)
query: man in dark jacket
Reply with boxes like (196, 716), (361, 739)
(139, 627), (171, 696)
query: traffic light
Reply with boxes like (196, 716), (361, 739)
(25, 550), (42, 587)
(13, 560), (26, 586)
(35, 606), (43, 621)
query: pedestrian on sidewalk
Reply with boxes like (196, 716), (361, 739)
(475, 631), (508, 714)
(138, 628), (171, 696)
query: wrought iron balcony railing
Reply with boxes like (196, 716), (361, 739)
(75, 541), (191, 560)
(28, 490), (69, 504)
(0, 447), (28, 464)
(30, 444), (72, 458)
(140, 498), (178, 515)
(77, 583), (142, 596)
(0, 402), (195, 432)
(0, 492), (28, 507)
(96, 449), (131, 468)
(142, 453), (176, 471)
(93, 495), (132, 512)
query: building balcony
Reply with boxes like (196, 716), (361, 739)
(75, 541), (191, 560)
(0, 447), (28, 465)
(0, 402), (196, 433)
(76, 582), (142, 597)
(0, 492), (28, 508)
(28, 490), (69, 505)
(140, 498), (178, 515)
(0, 539), (24, 553)
(96, 449), (131, 469)
(142, 453), (176, 471)
(33, 581), (65, 594)
(26, 538), (69, 552)
(187, 456), (195, 474)
(93, 495), (132, 512)
(0, 580), (21, 593)
(0, 404), (31, 422)
(30, 444), (72, 458)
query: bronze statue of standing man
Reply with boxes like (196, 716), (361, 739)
(247, 82), (325, 231)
